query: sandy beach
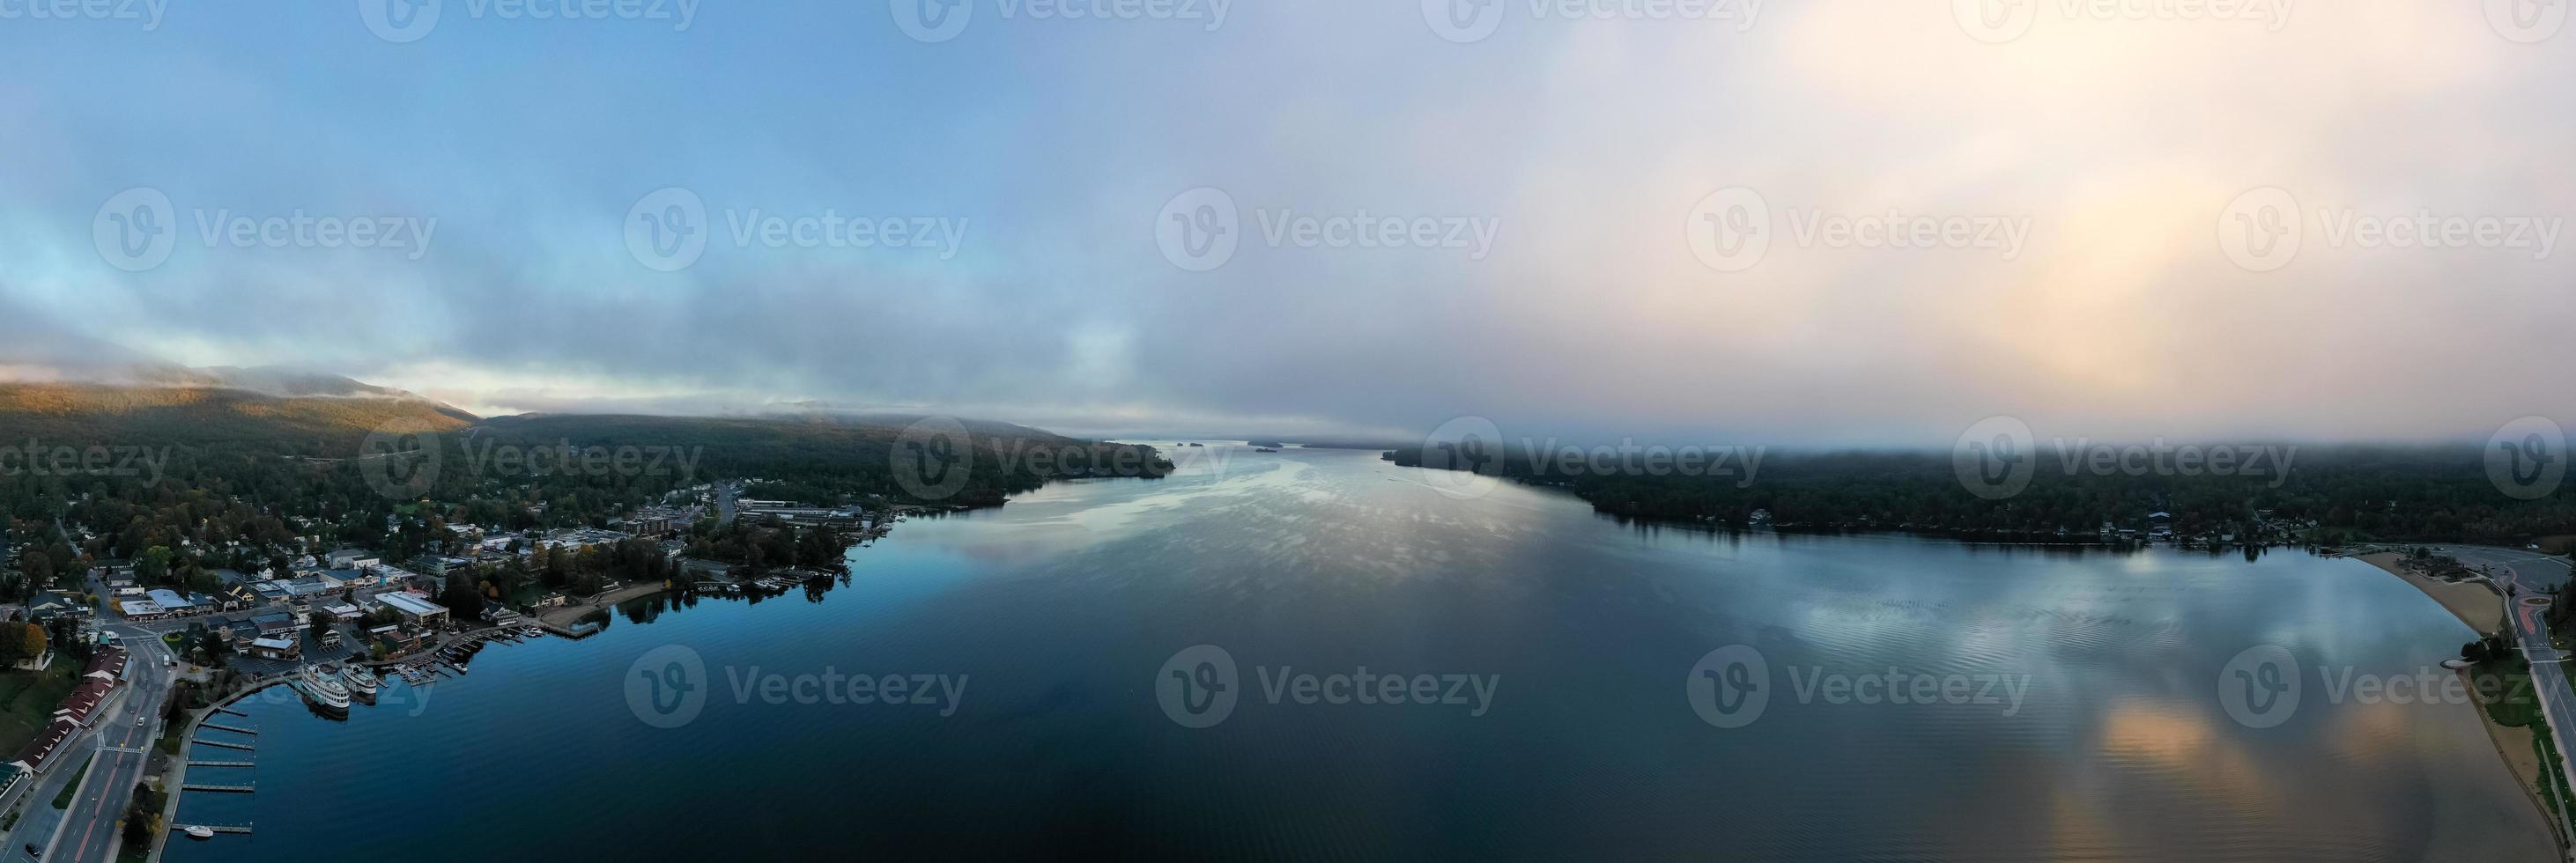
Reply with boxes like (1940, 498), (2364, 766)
(2357, 551), (2505, 635)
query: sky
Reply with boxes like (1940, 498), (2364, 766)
(2, 0), (2571, 446)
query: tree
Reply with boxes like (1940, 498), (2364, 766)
(20, 553), (51, 592)
(22, 623), (47, 662)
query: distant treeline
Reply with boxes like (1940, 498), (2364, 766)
(1387, 443), (2576, 544)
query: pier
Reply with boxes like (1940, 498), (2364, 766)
(203, 722), (258, 735)
(213, 705), (248, 718)
(181, 783), (255, 793)
(188, 760), (254, 768)
(192, 738), (255, 751)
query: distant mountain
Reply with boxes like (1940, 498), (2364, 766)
(0, 381), (477, 456)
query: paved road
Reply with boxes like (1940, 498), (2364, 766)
(2449, 545), (2576, 857)
(0, 629), (178, 863)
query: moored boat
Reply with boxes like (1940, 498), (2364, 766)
(293, 664), (351, 710)
(182, 825), (214, 840)
(341, 665), (379, 695)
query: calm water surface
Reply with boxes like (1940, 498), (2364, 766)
(166, 446), (2550, 861)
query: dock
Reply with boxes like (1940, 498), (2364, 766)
(188, 760), (254, 768)
(213, 706), (248, 718)
(202, 722), (257, 735)
(192, 738), (255, 751)
(181, 783), (255, 793)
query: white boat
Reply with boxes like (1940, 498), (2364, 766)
(294, 664), (351, 710)
(182, 825), (214, 840)
(340, 666), (379, 695)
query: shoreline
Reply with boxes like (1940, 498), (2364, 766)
(2355, 551), (2565, 857)
(2356, 551), (2504, 636)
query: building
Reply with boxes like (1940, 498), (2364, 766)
(116, 600), (164, 622)
(145, 589), (196, 616)
(324, 549), (379, 569)
(248, 637), (300, 660)
(249, 609), (297, 638)
(322, 602), (363, 623)
(373, 592), (450, 626)
(26, 592), (88, 622)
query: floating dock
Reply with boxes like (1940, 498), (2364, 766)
(192, 738), (255, 751)
(202, 722), (257, 736)
(181, 783), (255, 793)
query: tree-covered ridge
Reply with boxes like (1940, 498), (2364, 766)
(1389, 443), (2576, 545)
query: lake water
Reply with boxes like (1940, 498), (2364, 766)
(165, 445), (2552, 861)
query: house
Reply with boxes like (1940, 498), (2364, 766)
(211, 584), (259, 612)
(322, 602), (363, 623)
(26, 592), (88, 622)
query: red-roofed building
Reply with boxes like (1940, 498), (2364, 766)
(54, 679), (112, 727)
(10, 718), (78, 773)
